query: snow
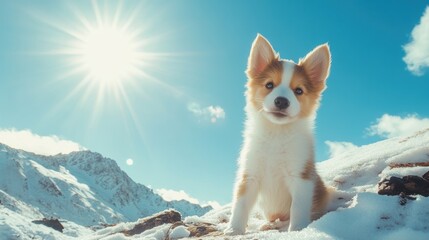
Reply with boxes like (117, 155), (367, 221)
(2, 128), (429, 239)
(169, 226), (190, 239)
(0, 143), (211, 239)
(0, 206), (91, 240)
(186, 128), (429, 240)
(386, 146), (429, 165)
(310, 193), (429, 240)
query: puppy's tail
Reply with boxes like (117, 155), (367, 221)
(325, 186), (354, 212)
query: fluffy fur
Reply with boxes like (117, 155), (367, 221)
(224, 34), (332, 235)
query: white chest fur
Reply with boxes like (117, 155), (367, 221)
(225, 113), (320, 235)
(240, 113), (314, 176)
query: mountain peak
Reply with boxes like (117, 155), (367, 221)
(0, 144), (211, 228)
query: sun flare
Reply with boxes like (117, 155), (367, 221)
(36, 1), (179, 134)
(80, 26), (139, 84)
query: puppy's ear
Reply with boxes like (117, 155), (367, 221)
(300, 44), (331, 85)
(247, 34), (278, 78)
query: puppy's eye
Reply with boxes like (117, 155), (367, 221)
(294, 87), (304, 95)
(265, 82), (274, 89)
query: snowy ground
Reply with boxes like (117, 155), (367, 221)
(2, 129), (429, 239)
(89, 129), (429, 240)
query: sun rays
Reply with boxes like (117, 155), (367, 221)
(33, 1), (179, 134)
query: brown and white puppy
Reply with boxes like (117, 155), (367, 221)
(225, 34), (332, 235)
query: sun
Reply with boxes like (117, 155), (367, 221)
(57, 1), (151, 93)
(35, 1), (180, 134)
(79, 25), (140, 84)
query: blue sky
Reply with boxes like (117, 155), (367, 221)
(1, 1), (429, 206)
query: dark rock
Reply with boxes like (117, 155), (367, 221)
(378, 174), (429, 197)
(402, 175), (429, 197)
(399, 192), (416, 206)
(423, 171), (429, 182)
(122, 210), (181, 236)
(378, 176), (405, 195)
(399, 193), (407, 206)
(187, 222), (220, 237)
(32, 218), (64, 232)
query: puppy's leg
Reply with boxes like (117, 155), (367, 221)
(260, 212), (290, 231)
(224, 174), (259, 235)
(260, 220), (289, 231)
(288, 178), (314, 231)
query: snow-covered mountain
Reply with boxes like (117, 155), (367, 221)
(0, 143), (211, 233)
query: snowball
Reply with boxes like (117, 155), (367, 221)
(169, 226), (190, 239)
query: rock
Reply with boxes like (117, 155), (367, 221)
(32, 218), (64, 232)
(378, 174), (429, 197)
(423, 171), (429, 182)
(402, 175), (429, 197)
(399, 192), (416, 206)
(122, 209), (181, 236)
(399, 192), (407, 206)
(187, 222), (220, 237)
(120, 210), (222, 238)
(378, 176), (405, 196)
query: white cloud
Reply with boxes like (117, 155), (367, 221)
(155, 188), (221, 209)
(403, 6), (429, 76)
(325, 141), (359, 158)
(368, 114), (429, 138)
(0, 128), (84, 156)
(156, 188), (200, 205)
(188, 102), (225, 123)
(206, 201), (222, 210)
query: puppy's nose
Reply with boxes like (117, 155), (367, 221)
(274, 97), (290, 110)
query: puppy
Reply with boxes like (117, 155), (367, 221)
(225, 34), (331, 235)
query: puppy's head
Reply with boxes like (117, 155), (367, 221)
(246, 34), (331, 125)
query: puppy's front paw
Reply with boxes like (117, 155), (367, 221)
(260, 220), (289, 231)
(224, 226), (245, 236)
(288, 221), (309, 232)
(260, 222), (276, 231)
